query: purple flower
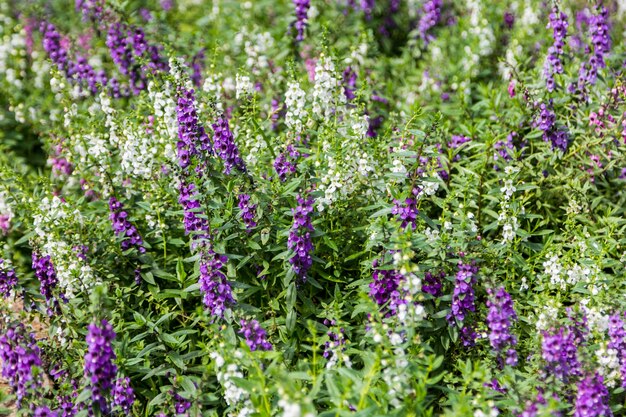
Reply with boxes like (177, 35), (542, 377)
(176, 88), (212, 170)
(75, 0), (103, 21)
(418, 0), (442, 45)
(178, 181), (209, 240)
(173, 391), (192, 415)
(191, 49), (205, 88)
(274, 145), (299, 181)
(212, 117), (246, 175)
(574, 373), (612, 417)
(238, 194), (257, 231)
(0, 259), (17, 298)
(199, 250), (234, 318)
(392, 187), (420, 230)
(34, 407), (58, 417)
(447, 261), (478, 324)
(239, 319), (272, 351)
(0, 325), (42, 405)
(486, 287), (518, 366)
(288, 193), (315, 280)
(32, 252), (63, 304)
(40, 22), (69, 73)
(544, 8), (568, 92)
(541, 327), (581, 380)
(608, 313), (626, 387)
(422, 271), (443, 297)
(504, 11), (515, 29)
(293, 0), (311, 41)
(360, 0), (375, 20)
(534, 104), (569, 152)
(342, 66), (357, 101)
(369, 258), (404, 315)
(112, 377), (135, 414)
(578, 6), (610, 88)
(84, 319), (117, 413)
(108, 197), (145, 253)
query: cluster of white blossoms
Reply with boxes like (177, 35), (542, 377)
(202, 72), (224, 112)
(236, 73), (254, 100)
(210, 351), (254, 417)
(511, 0), (540, 34)
(32, 196), (97, 297)
(233, 124), (266, 170)
(100, 91), (120, 147)
(284, 81), (308, 133)
(0, 191), (13, 231)
(461, 0), (495, 78)
(311, 54), (345, 119)
(541, 252), (602, 294)
(381, 347), (415, 409)
(119, 123), (160, 180)
(535, 301), (559, 331)
(0, 26), (26, 90)
(316, 110), (377, 212)
(244, 31), (273, 73)
(498, 166), (520, 243)
(276, 388), (315, 417)
(148, 81), (178, 164)
(581, 300), (609, 333)
(498, 39), (522, 81)
(596, 343), (621, 387)
(169, 57), (193, 90)
(392, 250), (426, 326)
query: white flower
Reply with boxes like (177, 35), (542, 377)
(235, 74), (253, 99)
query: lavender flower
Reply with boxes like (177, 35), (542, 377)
(239, 319), (272, 351)
(578, 6), (610, 88)
(238, 194), (257, 231)
(274, 145), (299, 181)
(360, 0), (375, 20)
(112, 377), (135, 414)
(343, 66), (357, 101)
(541, 327), (581, 380)
(177, 88), (212, 170)
(418, 0), (442, 45)
(0, 259), (17, 297)
(191, 49), (206, 88)
(212, 117), (246, 174)
(447, 262), (478, 324)
(199, 250), (234, 317)
(486, 287), (518, 366)
(84, 319), (117, 413)
(369, 258), (404, 315)
(608, 313), (626, 387)
(288, 193), (314, 280)
(75, 0), (104, 21)
(173, 391), (192, 415)
(109, 197), (145, 253)
(544, 9), (568, 92)
(574, 373), (612, 417)
(40, 22), (69, 73)
(0, 325), (42, 405)
(422, 271), (443, 297)
(534, 104), (569, 152)
(392, 187), (419, 230)
(178, 181), (209, 240)
(293, 0), (310, 41)
(32, 252), (61, 303)
(34, 407), (58, 417)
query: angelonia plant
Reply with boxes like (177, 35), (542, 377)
(2, 0), (626, 416)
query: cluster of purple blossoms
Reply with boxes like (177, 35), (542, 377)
(293, 0), (311, 41)
(106, 23), (168, 95)
(323, 320), (347, 358)
(544, 9), (568, 92)
(343, 67), (357, 101)
(109, 197), (145, 253)
(0, 325), (42, 405)
(239, 319), (272, 351)
(422, 270), (444, 297)
(112, 377), (135, 414)
(271, 97), (283, 130)
(360, 0), (375, 20)
(32, 252), (62, 304)
(274, 145), (299, 182)
(535, 103), (569, 152)
(178, 181), (209, 240)
(84, 319), (118, 413)
(212, 117), (246, 175)
(485, 287), (518, 366)
(34, 407), (58, 417)
(0, 259), (17, 297)
(176, 88), (212, 170)
(447, 262), (479, 346)
(418, 0), (443, 44)
(541, 327), (581, 381)
(608, 313), (626, 387)
(199, 250), (234, 318)
(173, 391), (192, 415)
(238, 194), (257, 231)
(288, 193), (315, 280)
(75, 0), (104, 21)
(191, 49), (206, 88)
(578, 6), (610, 88)
(573, 373), (612, 417)
(392, 187), (419, 230)
(369, 258), (404, 315)
(493, 133), (515, 167)
(40, 22), (69, 73)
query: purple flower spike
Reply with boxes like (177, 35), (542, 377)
(108, 197), (145, 253)
(0, 325), (42, 406)
(0, 259), (17, 298)
(199, 250), (235, 318)
(239, 319), (272, 351)
(288, 193), (314, 280)
(541, 327), (581, 380)
(574, 373), (612, 417)
(486, 287), (518, 366)
(212, 117), (246, 175)
(418, 0), (442, 44)
(293, 0), (311, 41)
(238, 194), (257, 231)
(176, 88), (212, 170)
(84, 319), (117, 414)
(112, 377), (135, 414)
